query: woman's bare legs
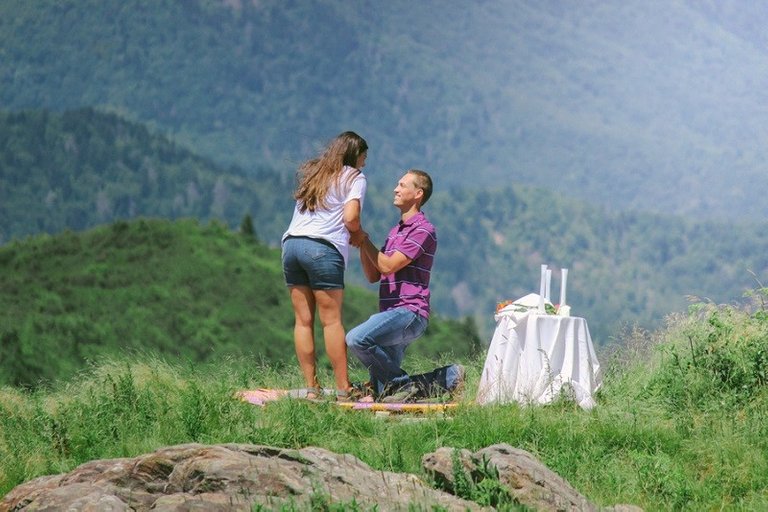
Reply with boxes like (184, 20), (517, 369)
(314, 289), (351, 392)
(289, 286), (319, 396)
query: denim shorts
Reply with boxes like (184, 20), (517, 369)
(282, 236), (344, 290)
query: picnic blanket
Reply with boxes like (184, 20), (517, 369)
(236, 388), (458, 413)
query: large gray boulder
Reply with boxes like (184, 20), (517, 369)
(1, 443), (643, 511)
(0, 443), (485, 511)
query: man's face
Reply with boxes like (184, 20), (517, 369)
(393, 173), (422, 208)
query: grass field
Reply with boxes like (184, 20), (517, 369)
(2, 296), (768, 510)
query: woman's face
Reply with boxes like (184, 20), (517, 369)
(356, 151), (367, 169)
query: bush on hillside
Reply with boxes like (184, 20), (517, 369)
(648, 289), (768, 411)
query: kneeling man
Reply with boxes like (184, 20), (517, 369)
(347, 169), (464, 401)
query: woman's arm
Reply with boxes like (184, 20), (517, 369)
(359, 237), (382, 283)
(343, 199), (361, 234)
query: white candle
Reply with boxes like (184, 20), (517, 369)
(539, 264), (547, 312)
(545, 269), (552, 302)
(560, 268), (568, 306)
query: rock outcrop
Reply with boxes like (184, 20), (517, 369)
(0, 443), (484, 511)
(1, 443), (643, 511)
(423, 443), (642, 512)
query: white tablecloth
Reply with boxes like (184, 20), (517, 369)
(476, 308), (602, 409)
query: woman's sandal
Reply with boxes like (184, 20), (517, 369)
(336, 385), (373, 402)
(335, 388), (358, 402)
(305, 386), (322, 400)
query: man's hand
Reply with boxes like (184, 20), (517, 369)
(349, 229), (368, 248)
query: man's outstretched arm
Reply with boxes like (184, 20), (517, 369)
(359, 235), (412, 280)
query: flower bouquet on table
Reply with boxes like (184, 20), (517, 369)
(495, 266), (573, 317)
(496, 293), (556, 314)
(496, 293), (573, 316)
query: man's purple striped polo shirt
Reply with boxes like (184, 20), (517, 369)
(378, 211), (437, 318)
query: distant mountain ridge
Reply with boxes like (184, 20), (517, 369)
(3, 108), (768, 346)
(1, 0), (767, 220)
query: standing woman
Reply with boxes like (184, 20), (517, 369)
(281, 131), (368, 399)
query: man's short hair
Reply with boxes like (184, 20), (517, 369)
(408, 169), (433, 206)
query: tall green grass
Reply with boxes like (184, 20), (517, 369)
(2, 294), (768, 509)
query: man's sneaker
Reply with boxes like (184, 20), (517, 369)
(446, 364), (466, 396)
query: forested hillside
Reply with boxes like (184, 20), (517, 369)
(1, 0), (767, 219)
(3, 109), (768, 346)
(0, 218), (481, 388)
(0, 109), (290, 245)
